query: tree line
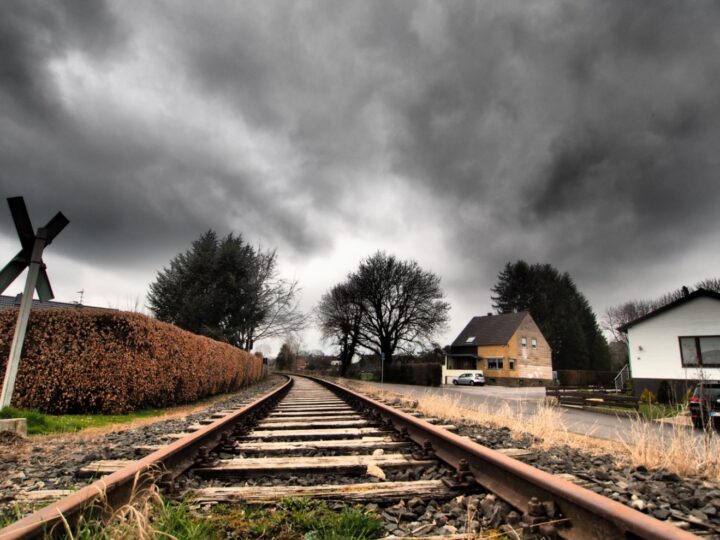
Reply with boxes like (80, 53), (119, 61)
(491, 261), (611, 371)
(148, 230), (627, 375)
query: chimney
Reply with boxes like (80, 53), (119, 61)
(682, 286), (690, 297)
(487, 312), (492, 316)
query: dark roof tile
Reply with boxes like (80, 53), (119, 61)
(451, 311), (529, 347)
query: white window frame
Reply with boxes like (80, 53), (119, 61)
(487, 358), (504, 370)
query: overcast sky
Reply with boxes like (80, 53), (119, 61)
(2, 1), (720, 355)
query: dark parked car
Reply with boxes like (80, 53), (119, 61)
(453, 372), (485, 386)
(689, 382), (720, 429)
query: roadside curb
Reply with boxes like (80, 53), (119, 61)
(555, 404), (638, 418)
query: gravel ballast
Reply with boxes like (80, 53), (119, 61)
(0, 375), (285, 515)
(3, 375), (720, 539)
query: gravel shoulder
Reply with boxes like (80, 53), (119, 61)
(0, 375), (286, 515)
(341, 379), (720, 537)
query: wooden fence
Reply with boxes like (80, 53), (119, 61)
(545, 386), (640, 411)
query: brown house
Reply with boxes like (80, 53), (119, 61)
(443, 312), (552, 386)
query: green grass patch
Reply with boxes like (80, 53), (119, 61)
(0, 405), (169, 436)
(0, 390), (236, 436)
(0, 496), (218, 539)
(58, 498), (216, 540)
(591, 402), (684, 420)
(212, 497), (383, 539)
(9, 496), (380, 540)
(0, 504), (25, 529)
(638, 402), (685, 420)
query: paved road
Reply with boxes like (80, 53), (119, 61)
(357, 381), (697, 444)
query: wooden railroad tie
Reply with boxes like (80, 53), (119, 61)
(192, 453), (434, 477)
(78, 453), (434, 478)
(187, 479), (465, 504)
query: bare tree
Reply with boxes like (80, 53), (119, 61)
(353, 252), (450, 365)
(316, 281), (362, 376)
(235, 250), (308, 350)
(602, 300), (653, 345)
(602, 277), (720, 344)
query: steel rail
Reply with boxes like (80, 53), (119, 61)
(310, 376), (698, 540)
(0, 377), (292, 540)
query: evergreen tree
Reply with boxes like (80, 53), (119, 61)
(491, 261), (610, 370)
(148, 230), (305, 349)
(275, 341), (297, 371)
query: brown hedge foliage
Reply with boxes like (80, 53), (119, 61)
(0, 308), (264, 414)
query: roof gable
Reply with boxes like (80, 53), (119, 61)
(618, 289), (720, 333)
(0, 294), (111, 311)
(451, 312), (529, 347)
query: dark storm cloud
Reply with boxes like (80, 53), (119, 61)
(0, 0), (330, 269)
(0, 0), (122, 118)
(383, 1), (720, 283)
(1, 0), (720, 308)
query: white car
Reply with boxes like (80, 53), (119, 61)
(453, 372), (485, 386)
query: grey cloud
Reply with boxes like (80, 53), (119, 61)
(382, 0), (720, 286)
(0, 0), (123, 118)
(0, 0), (330, 269)
(1, 0), (720, 323)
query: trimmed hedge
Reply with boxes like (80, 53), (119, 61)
(0, 308), (264, 414)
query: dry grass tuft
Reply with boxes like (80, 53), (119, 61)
(34, 469), (181, 540)
(622, 417), (720, 480)
(410, 391), (612, 453)
(346, 380), (720, 482)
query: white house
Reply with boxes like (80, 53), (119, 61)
(619, 289), (720, 396)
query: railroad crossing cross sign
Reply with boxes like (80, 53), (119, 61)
(0, 196), (69, 408)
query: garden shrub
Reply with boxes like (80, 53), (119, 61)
(639, 388), (656, 404)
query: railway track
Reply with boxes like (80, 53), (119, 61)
(0, 375), (703, 539)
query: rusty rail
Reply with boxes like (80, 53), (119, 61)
(310, 376), (698, 540)
(0, 377), (292, 540)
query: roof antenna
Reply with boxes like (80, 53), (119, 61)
(76, 289), (84, 305)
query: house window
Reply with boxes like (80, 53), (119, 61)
(509, 359), (515, 370)
(679, 336), (720, 367)
(465, 336), (476, 343)
(448, 356), (476, 370)
(487, 358), (504, 370)
(531, 338), (537, 349)
(521, 337), (527, 348)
